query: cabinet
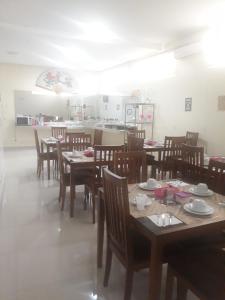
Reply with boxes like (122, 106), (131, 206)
(124, 102), (154, 140)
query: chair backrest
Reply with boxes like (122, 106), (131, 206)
(181, 144), (204, 166)
(186, 131), (199, 146)
(34, 128), (40, 156)
(171, 136), (186, 146)
(93, 129), (103, 146)
(113, 151), (147, 184)
(51, 126), (67, 139)
(164, 136), (173, 148)
(208, 159), (225, 174)
(127, 135), (144, 151)
(94, 145), (125, 169)
(103, 168), (130, 261)
(134, 130), (146, 139)
(174, 160), (224, 194)
(65, 132), (92, 151)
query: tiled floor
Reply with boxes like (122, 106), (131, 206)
(0, 148), (198, 300)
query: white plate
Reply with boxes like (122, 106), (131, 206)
(138, 182), (161, 191)
(188, 187), (214, 197)
(188, 202), (212, 213)
(130, 197), (152, 207)
(184, 203), (214, 216)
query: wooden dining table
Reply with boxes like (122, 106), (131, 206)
(97, 181), (225, 300)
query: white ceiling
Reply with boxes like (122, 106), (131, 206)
(0, 0), (224, 71)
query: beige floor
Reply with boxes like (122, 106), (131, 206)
(0, 148), (198, 300)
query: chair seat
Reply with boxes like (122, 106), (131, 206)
(63, 170), (93, 186)
(169, 248), (225, 300)
(39, 151), (57, 160)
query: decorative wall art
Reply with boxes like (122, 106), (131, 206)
(36, 69), (73, 94)
(185, 97), (192, 111)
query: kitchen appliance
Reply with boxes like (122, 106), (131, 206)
(16, 115), (33, 126)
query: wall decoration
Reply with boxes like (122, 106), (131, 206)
(185, 97), (192, 111)
(36, 69), (73, 94)
(218, 96), (225, 111)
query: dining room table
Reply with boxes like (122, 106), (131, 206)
(97, 180), (225, 300)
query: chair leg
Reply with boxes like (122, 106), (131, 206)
(61, 186), (66, 211)
(103, 243), (113, 287)
(177, 278), (188, 300)
(124, 268), (134, 300)
(84, 185), (88, 210)
(165, 265), (174, 300)
(70, 185), (75, 217)
(58, 183), (62, 202)
(92, 194), (96, 224)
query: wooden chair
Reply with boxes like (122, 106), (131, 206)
(51, 126), (67, 139)
(88, 144), (125, 224)
(171, 136), (186, 146)
(102, 168), (151, 300)
(186, 131), (199, 146)
(134, 130), (145, 139)
(181, 144), (204, 166)
(65, 132), (92, 151)
(127, 135), (144, 151)
(208, 159), (225, 174)
(34, 128), (56, 177)
(56, 142), (93, 216)
(93, 129), (103, 146)
(165, 248), (225, 300)
(113, 151), (147, 184)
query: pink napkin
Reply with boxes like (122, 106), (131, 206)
(84, 150), (94, 157)
(145, 140), (157, 146)
(154, 186), (179, 199)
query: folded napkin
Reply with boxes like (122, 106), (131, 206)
(147, 214), (183, 227)
(145, 140), (157, 146)
(83, 150), (94, 157)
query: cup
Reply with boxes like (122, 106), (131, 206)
(196, 183), (208, 194)
(135, 194), (146, 211)
(147, 178), (157, 188)
(191, 199), (207, 212)
(87, 147), (93, 151)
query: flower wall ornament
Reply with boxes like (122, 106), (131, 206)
(36, 69), (74, 94)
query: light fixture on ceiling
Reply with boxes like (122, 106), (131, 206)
(7, 50), (19, 55)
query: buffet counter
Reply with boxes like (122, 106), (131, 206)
(14, 122), (125, 147)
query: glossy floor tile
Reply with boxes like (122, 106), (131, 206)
(0, 148), (198, 300)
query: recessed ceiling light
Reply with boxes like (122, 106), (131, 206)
(7, 50), (19, 55)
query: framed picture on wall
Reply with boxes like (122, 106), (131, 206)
(185, 97), (192, 111)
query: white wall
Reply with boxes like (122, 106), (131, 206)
(0, 64), (98, 147)
(100, 54), (225, 155)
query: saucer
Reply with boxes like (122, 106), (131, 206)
(184, 203), (214, 216)
(138, 182), (161, 191)
(189, 187), (214, 197)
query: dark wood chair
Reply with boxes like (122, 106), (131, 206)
(93, 129), (103, 146)
(186, 131), (199, 146)
(127, 135), (144, 151)
(208, 159), (225, 174)
(34, 128), (57, 177)
(89, 145), (125, 224)
(165, 248), (225, 300)
(102, 168), (151, 300)
(113, 151), (147, 184)
(181, 144), (204, 166)
(51, 126), (67, 139)
(56, 142), (93, 216)
(134, 130), (145, 139)
(65, 132), (92, 151)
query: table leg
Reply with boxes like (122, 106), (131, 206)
(149, 241), (163, 300)
(97, 191), (105, 268)
(47, 145), (50, 180)
(70, 167), (74, 217)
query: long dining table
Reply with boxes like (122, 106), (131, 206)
(97, 181), (225, 300)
